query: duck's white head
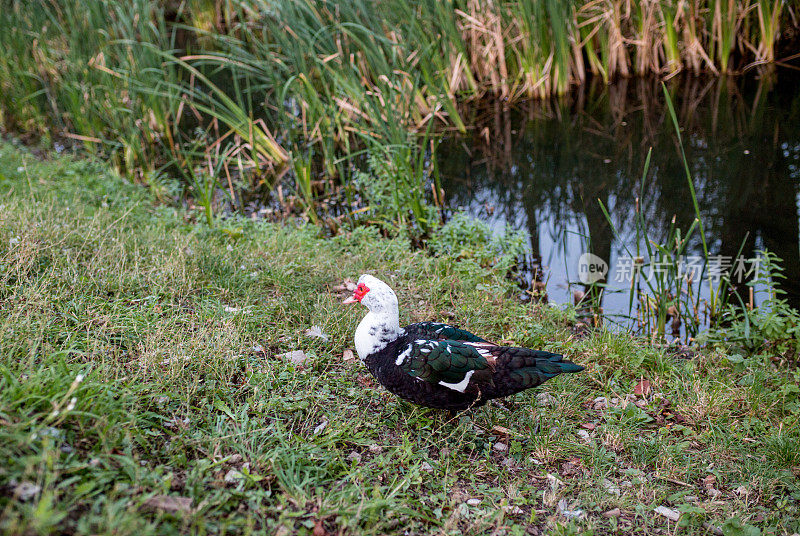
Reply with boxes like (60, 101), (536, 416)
(342, 274), (398, 314)
(343, 274), (401, 360)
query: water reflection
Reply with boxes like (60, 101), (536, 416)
(437, 71), (800, 320)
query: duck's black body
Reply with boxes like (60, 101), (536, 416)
(363, 321), (583, 410)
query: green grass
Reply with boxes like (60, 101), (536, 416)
(1, 142), (799, 534)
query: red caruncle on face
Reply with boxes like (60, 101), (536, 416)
(353, 283), (370, 302)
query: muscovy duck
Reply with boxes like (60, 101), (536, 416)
(343, 274), (584, 410)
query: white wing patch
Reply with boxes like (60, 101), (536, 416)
(465, 341), (494, 357)
(438, 370), (475, 393)
(395, 346), (412, 366)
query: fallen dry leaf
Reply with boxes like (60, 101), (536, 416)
(654, 505), (679, 521)
(313, 520), (326, 536)
(634, 378), (651, 397)
(702, 474), (722, 498)
(333, 278), (357, 293)
(560, 457), (584, 477)
(536, 392), (556, 407)
(591, 396), (608, 410)
(313, 419), (328, 435)
(580, 422), (596, 430)
(504, 504), (524, 515)
(142, 495), (193, 513)
(280, 350), (309, 365)
(492, 425), (513, 437)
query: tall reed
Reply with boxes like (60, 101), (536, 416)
(593, 84), (757, 341)
(0, 0), (797, 231)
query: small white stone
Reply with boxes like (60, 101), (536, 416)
(420, 462), (433, 472)
(224, 469), (244, 484)
(577, 430), (591, 441)
(346, 451), (362, 463)
(493, 442), (508, 452)
(466, 498), (481, 506)
(13, 481), (41, 501)
(557, 498), (584, 519)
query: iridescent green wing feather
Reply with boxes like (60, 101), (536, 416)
(396, 339), (490, 384)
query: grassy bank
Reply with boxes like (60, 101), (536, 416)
(1, 0), (799, 231)
(1, 143), (800, 534)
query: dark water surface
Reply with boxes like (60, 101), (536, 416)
(437, 71), (800, 323)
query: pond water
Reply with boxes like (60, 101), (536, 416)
(437, 70), (800, 326)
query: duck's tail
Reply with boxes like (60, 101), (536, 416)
(486, 347), (583, 399)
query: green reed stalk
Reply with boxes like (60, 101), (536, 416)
(756, 0), (783, 63)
